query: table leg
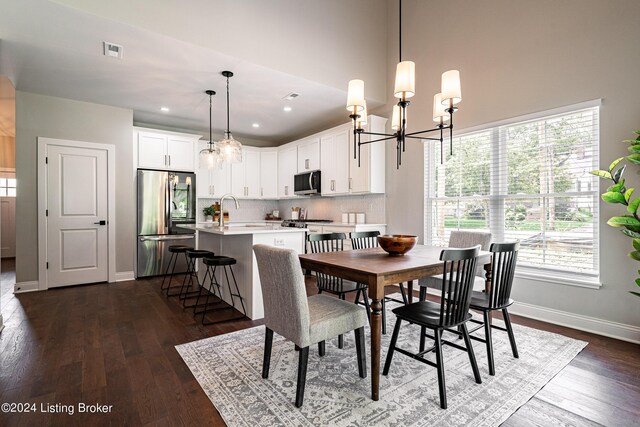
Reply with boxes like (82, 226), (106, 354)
(407, 280), (414, 304)
(370, 298), (382, 401)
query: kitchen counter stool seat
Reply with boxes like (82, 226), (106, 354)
(162, 245), (194, 297)
(180, 249), (215, 308)
(194, 255), (246, 325)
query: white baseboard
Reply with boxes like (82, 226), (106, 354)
(14, 281), (40, 293)
(509, 301), (640, 345)
(114, 271), (135, 282)
(422, 287), (640, 344)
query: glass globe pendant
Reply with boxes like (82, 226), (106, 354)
(218, 71), (243, 163)
(199, 89), (222, 169)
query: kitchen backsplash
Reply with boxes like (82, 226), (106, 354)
(197, 198), (279, 222)
(197, 194), (386, 224)
(277, 194), (385, 224)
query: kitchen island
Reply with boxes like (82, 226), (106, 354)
(178, 223), (307, 319)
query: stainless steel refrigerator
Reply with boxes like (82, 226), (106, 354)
(136, 169), (197, 277)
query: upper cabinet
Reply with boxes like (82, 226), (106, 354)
(320, 125), (350, 195)
(349, 115), (386, 194)
(260, 150), (278, 199)
(195, 140), (232, 199)
(135, 127), (200, 172)
(231, 148), (261, 198)
(278, 144), (297, 198)
(297, 137), (320, 172)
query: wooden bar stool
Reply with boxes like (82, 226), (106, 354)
(162, 245), (193, 297)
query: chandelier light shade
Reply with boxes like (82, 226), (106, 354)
(199, 89), (222, 169)
(346, 0), (462, 167)
(217, 70), (243, 164)
(346, 79), (365, 114)
(441, 70), (462, 106)
(393, 60), (415, 99)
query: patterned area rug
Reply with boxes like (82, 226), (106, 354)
(176, 295), (587, 426)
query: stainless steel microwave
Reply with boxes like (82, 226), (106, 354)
(294, 170), (321, 195)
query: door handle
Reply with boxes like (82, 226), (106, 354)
(168, 155), (171, 166)
(94, 220), (107, 225)
(285, 185), (288, 196)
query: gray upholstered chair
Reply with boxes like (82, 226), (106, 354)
(253, 244), (368, 408)
(419, 230), (491, 299)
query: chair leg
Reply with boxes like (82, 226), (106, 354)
(419, 286), (427, 302)
(295, 346), (310, 408)
(383, 318), (402, 376)
(483, 311), (495, 376)
(419, 325), (427, 353)
(160, 252), (175, 291)
(502, 308), (519, 359)
(461, 323), (482, 384)
(354, 327), (367, 378)
(318, 340), (326, 357)
(381, 298), (387, 335)
(338, 294), (345, 349)
(262, 328), (274, 379)
(434, 329), (447, 409)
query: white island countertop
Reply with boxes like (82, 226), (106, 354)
(179, 223), (308, 235)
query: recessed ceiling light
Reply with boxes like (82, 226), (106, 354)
(252, 123), (260, 128)
(160, 106), (170, 112)
(283, 106), (292, 112)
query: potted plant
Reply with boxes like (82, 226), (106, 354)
(202, 206), (215, 222)
(591, 129), (640, 297)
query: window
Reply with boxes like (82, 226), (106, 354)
(0, 177), (16, 197)
(424, 105), (599, 280)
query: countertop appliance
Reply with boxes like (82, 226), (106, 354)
(136, 169), (196, 277)
(294, 170), (321, 195)
(281, 219), (332, 228)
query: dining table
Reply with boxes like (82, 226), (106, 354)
(298, 244), (492, 401)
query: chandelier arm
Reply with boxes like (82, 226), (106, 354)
(404, 126), (446, 137)
(449, 107), (454, 155)
(359, 135), (398, 145)
(405, 135), (441, 141)
(359, 131), (396, 138)
(358, 131), (362, 167)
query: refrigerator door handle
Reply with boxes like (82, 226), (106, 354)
(165, 176), (170, 234)
(139, 235), (194, 242)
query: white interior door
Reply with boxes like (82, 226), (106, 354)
(0, 197), (16, 258)
(46, 145), (109, 287)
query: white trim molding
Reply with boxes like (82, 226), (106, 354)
(509, 301), (640, 344)
(115, 271), (135, 282)
(14, 281), (40, 293)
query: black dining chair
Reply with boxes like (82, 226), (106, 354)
(350, 231), (408, 334)
(383, 245), (482, 409)
(468, 241), (520, 376)
(308, 232), (371, 349)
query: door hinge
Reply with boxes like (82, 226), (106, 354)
(46, 262), (49, 269)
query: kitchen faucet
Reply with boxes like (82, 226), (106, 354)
(218, 193), (240, 227)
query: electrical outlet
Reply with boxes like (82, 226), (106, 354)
(274, 238), (285, 246)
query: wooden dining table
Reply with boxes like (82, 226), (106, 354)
(298, 244), (492, 401)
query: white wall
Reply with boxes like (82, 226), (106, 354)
(15, 92), (134, 283)
(380, 0), (640, 333)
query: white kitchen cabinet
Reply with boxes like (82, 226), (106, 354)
(297, 137), (320, 172)
(231, 148), (261, 198)
(320, 126), (350, 195)
(260, 150), (278, 198)
(196, 141), (231, 198)
(278, 145), (297, 198)
(135, 127), (200, 171)
(349, 115), (387, 193)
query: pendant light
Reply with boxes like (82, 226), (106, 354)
(217, 71), (243, 163)
(199, 90), (222, 169)
(346, 0), (462, 167)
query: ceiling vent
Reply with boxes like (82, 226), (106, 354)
(103, 42), (123, 59)
(282, 92), (299, 101)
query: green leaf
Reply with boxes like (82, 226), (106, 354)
(608, 157), (624, 171)
(635, 130), (640, 135)
(590, 170), (612, 180)
(607, 216), (640, 227)
(630, 251), (640, 261)
(627, 145), (640, 154)
(628, 197), (640, 213)
(625, 188), (635, 202)
(633, 239), (640, 252)
(627, 154), (640, 166)
(601, 192), (626, 204)
(622, 228), (640, 238)
(624, 139), (640, 144)
(631, 291), (640, 298)
(613, 165), (626, 183)
(608, 179), (625, 192)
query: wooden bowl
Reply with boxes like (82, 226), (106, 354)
(377, 234), (417, 256)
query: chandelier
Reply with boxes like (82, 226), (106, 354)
(198, 89), (222, 169)
(217, 71), (243, 163)
(346, 0), (462, 167)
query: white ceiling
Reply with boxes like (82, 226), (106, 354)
(0, 0), (388, 144)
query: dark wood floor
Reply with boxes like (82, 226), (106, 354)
(0, 261), (638, 426)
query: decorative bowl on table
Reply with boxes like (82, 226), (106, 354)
(377, 235), (417, 256)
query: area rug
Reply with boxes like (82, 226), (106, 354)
(176, 295), (587, 426)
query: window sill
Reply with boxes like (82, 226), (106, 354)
(514, 267), (601, 289)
